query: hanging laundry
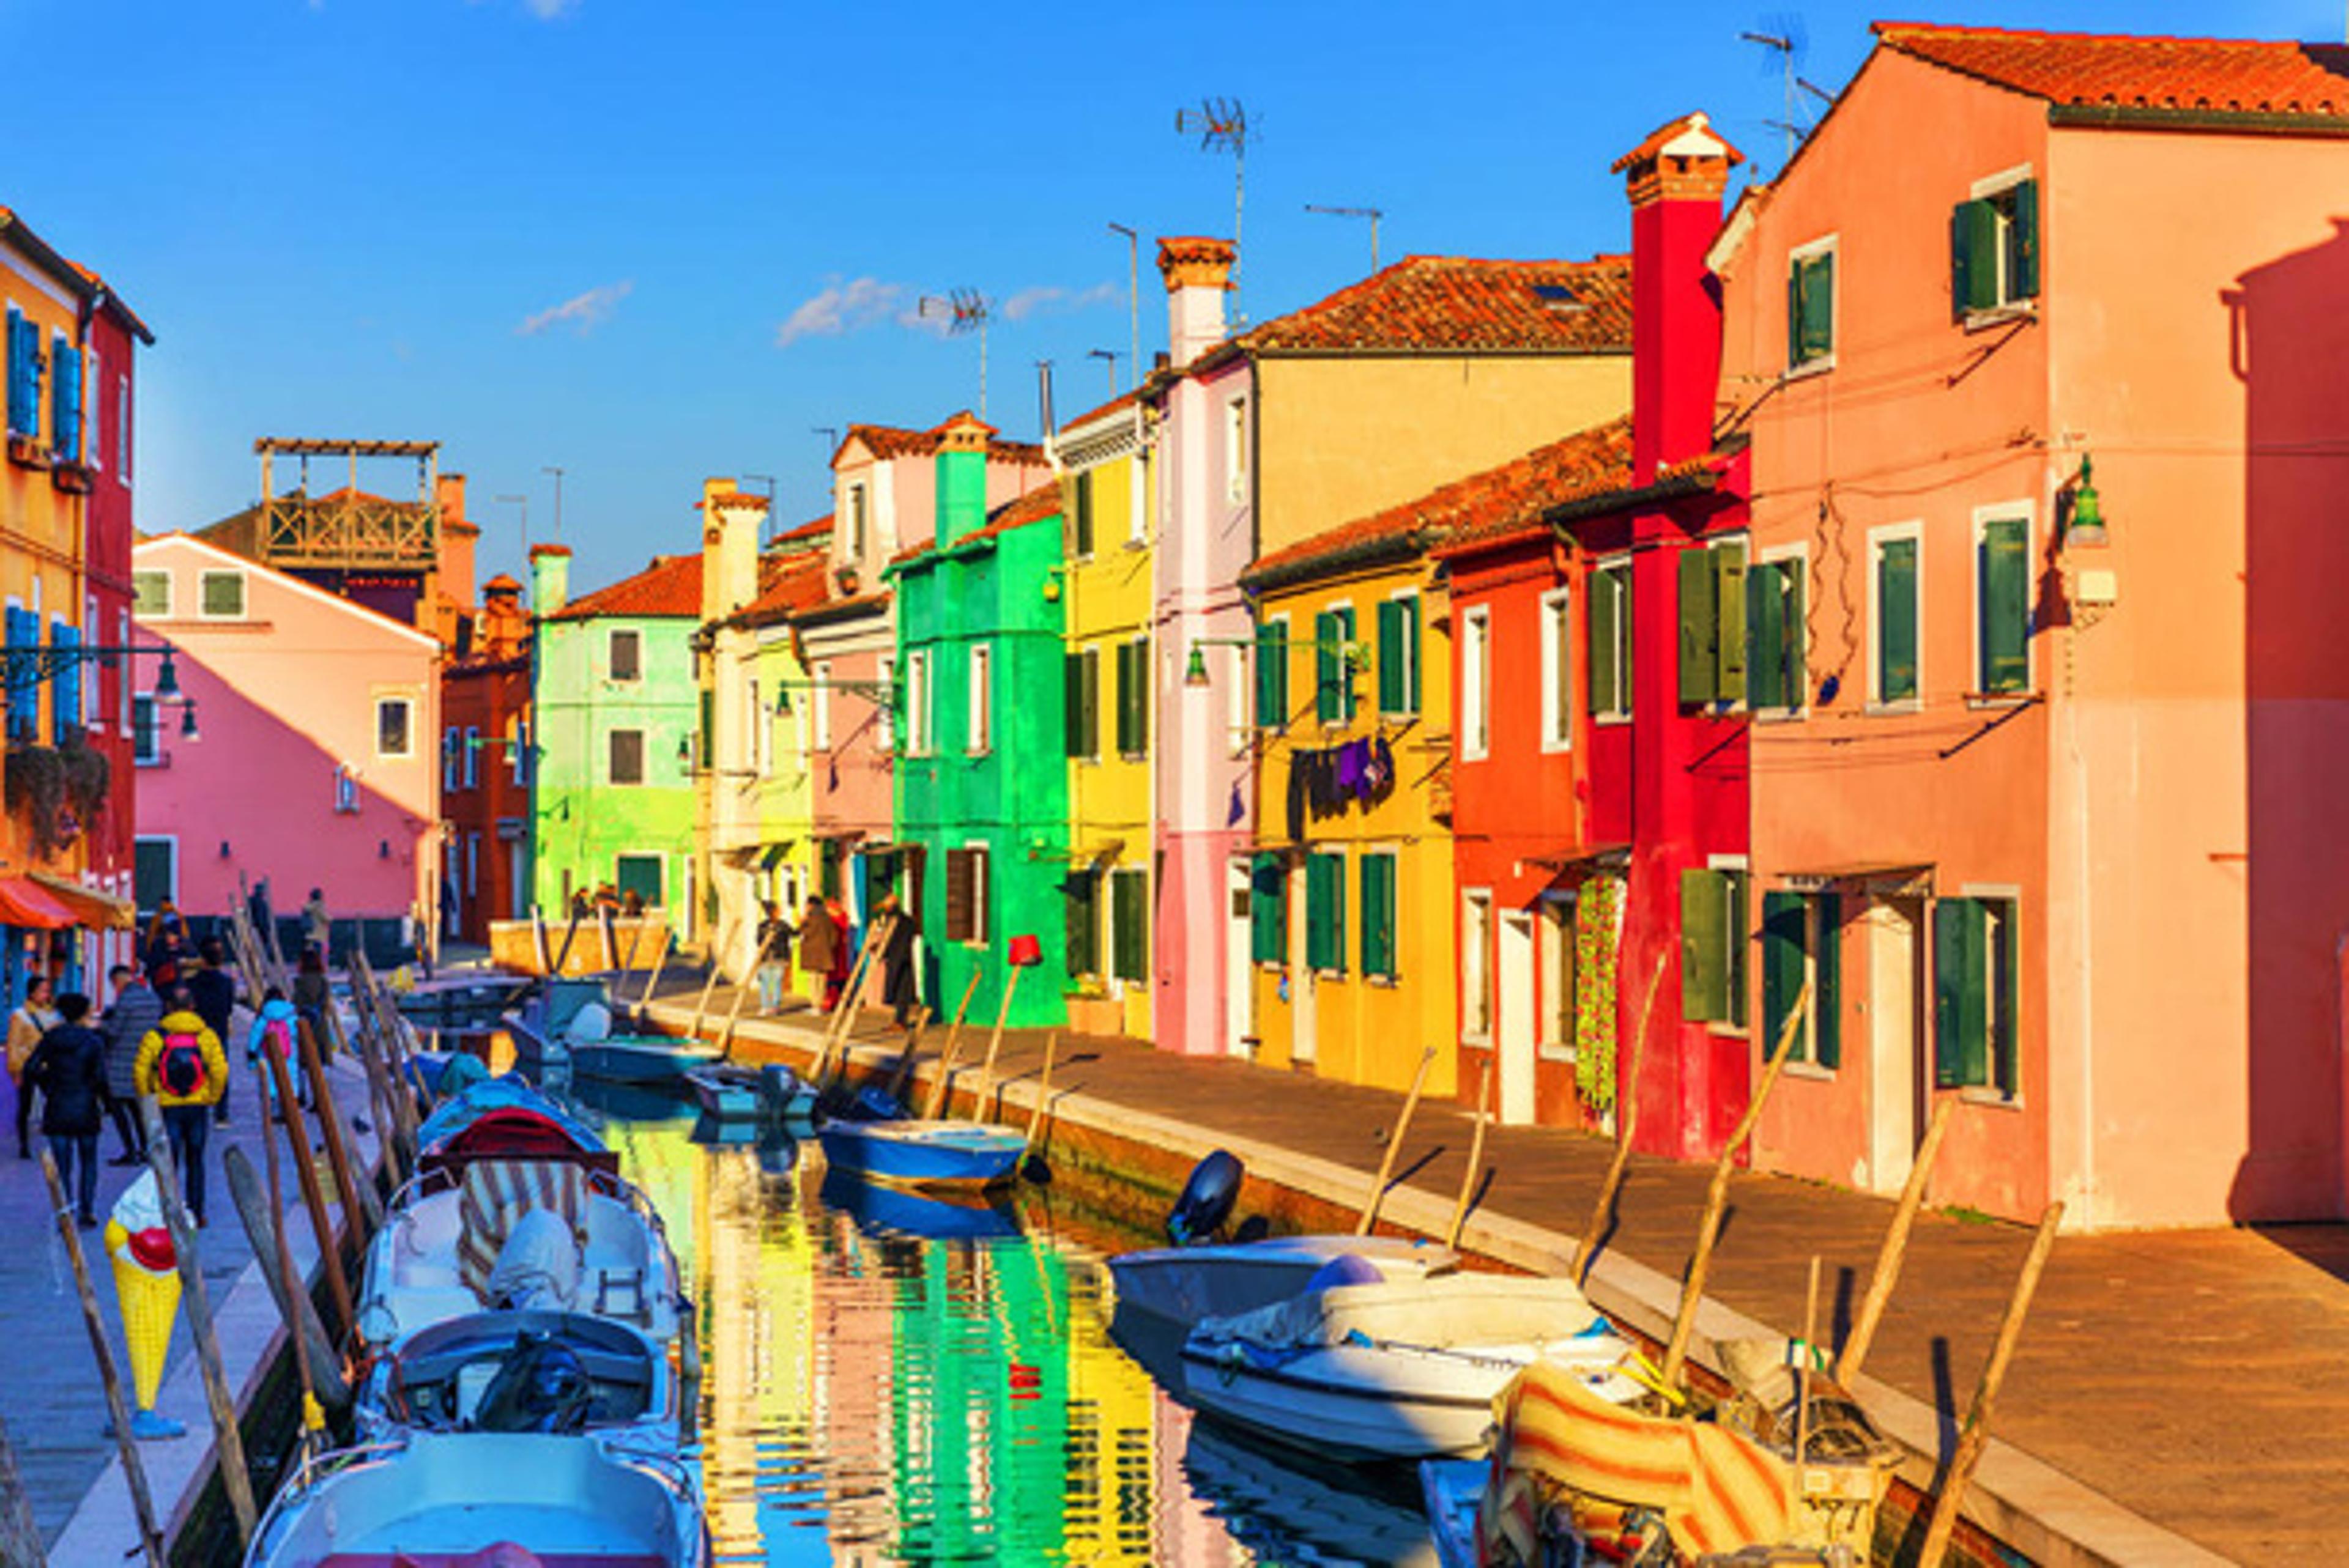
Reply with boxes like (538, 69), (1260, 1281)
(1335, 739), (1366, 799)
(1368, 734), (1396, 798)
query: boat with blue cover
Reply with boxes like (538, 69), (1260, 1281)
(820, 1166), (1022, 1241)
(817, 1117), (1026, 1191)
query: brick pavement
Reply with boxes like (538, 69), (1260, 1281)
(653, 978), (2349, 1567)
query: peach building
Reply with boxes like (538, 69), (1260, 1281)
(1720, 23), (2349, 1227)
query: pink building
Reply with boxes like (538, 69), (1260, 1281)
(132, 533), (441, 927)
(1724, 23), (2349, 1227)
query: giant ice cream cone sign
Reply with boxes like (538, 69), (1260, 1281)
(105, 1172), (187, 1439)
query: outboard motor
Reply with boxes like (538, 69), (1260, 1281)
(1166, 1150), (1245, 1245)
(851, 1084), (907, 1123)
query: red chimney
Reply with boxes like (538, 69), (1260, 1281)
(1612, 114), (1742, 485)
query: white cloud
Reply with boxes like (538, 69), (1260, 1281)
(516, 279), (633, 337)
(1000, 281), (1118, 322)
(521, 0), (578, 17)
(776, 276), (910, 347)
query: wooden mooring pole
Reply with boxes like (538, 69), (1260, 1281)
(264, 1037), (355, 1339)
(1445, 1061), (1493, 1249)
(1839, 1094), (1958, 1385)
(1573, 951), (1668, 1284)
(921, 969), (984, 1119)
(223, 1148), (349, 1415)
(1023, 1032), (1060, 1147)
(1356, 1045), (1438, 1236)
(0, 1411), (51, 1568)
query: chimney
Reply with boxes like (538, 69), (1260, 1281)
(435, 472), (478, 612)
(1157, 236), (1234, 371)
(1612, 113), (1742, 484)
(529, 542), (572, 616)
(934, 411), (993, 545)
(700, 477), (765, 619)
(480, 575), (526, 659)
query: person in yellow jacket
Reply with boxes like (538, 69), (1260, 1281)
(133, 989), (226, 1227)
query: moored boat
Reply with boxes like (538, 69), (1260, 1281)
(820, 1165), (1022, 1241)
(357, 1309), (683, 1449)
(414, 1078), (616, 1179)
(1111, 1232), (1460, 1330)
(817, 1118), (1025, 1191)
(503, 975), (615, 1068)
(570, 1034), (722, 1087)
(683, 1060), (815, 1122)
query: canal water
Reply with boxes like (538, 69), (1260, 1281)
(562, 1092), (1442, 1567)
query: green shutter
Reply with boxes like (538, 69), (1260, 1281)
(1616, 568), (1633, 710)
(1080, 649), (1100, 758)
(1315, 611), (1340, 723)
(1112, 870), (1148, 983)
(1980, 518), (2030, 693)
(1784, 557), (1806, 710)
(1336, 607), (1357, 720)
(2008, 180), (2040, 301)
(1066, 875), (1096, 976)
(1680, 868), (1728, 1022)
(1713, 542), (1746, 704)
(1360, 854), (1397, 979)
(1796, 252), (1835, 363)
(1933, 898), (1988, 1087)
(1403, 596), (1421, 712)
(1306, 854), (1348, 974)
(1761, 890), (1806, 1060)
(1074, 470), (1096, 556)
(1251, 854), (1285, 965)
(1588, 566), (1618, 716)
(1786, 264), (1803, 370)
(1748, 565), (1785, 713)
(1376, 600), (1405, 713)
(1329, 854), (1347, 974)
(1678, 548), (1716, 706)
(1816, 892), (1841, 1069)
(1256, 621), (1285, 728)
(1952, 199), (2000, 316)
(1879, 539), (1918, 702)
(1064, 653), (1085, 759)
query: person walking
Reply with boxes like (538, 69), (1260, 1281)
(875, 894), (921, 1028)
(302, 887), (330, 960)
(135, 989), (226, 1227)
(246, 988), (305, 1114)
(292, 947), (332, 1060)
(24, 994), (109, 1226)
(797, 895), (839, 1013)
(100, 965), (160, 1164)
(8, 976), (61, 1160)
(187, 939), (239, 1126)
(754, 900), (794, 1014)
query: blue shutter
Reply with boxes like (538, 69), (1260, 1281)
(4, 312), (27, 438)
(52, 341), (80, 462)
(50, 623), (79, 744)
(5, 608), (34, 742)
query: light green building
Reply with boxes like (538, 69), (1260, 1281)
(529, 542), (705, 926)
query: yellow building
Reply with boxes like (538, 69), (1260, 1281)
(1053, 391), (1156, 1040)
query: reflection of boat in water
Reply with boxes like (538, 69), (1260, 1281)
(572, 1034), (722, 1087)
(1184, 1419), (1439, 1567)
(820, 1166), (1022, 1243)
(565, 1074), (700, 1126)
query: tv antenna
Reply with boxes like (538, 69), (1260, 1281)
(919, 288), (993, 420)
(1305, 204), (1384, 273)
(1086, 348), (1123, 398)
(1175, 97), (1252, 311)
(1742, 16), (1825, 171)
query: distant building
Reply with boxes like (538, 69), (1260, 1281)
(439, 573), (532, 943)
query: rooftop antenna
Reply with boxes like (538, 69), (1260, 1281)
(1107, 223), (1140, 390)
(1304, 204), (1384, 273)
(1086, 348), (1123, 399)
(1175, 97), (1251, 317)
(742, 473), (777, 544)
(541, 465), (564, 542)
(919, 288), (993, 420)
(1742, 15), (1812, 172)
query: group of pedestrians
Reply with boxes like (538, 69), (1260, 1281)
(750, 892), (923, 1027)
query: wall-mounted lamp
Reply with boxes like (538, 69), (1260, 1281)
(1184, 645), (1211, 689)
(180, 704), (201, 742)
(218, 841), (231, 860)
(154, 650), (182, 701)
(2063, 455), (2107, 549)
(378, 840), (391, 860)
(774, 686), (793, 717)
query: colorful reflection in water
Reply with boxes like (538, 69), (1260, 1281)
(561, 1098), (1437, 1566)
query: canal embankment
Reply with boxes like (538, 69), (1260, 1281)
(647, 985), (2344, 1568)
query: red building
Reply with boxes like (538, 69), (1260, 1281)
(439, 574), (532, 943)
(1445, 115), (1755, 1160)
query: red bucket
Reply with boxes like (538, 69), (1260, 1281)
(1007, 933), (1042, 967)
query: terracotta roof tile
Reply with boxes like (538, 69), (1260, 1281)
(775, 512), (833, 543)
(835, 417), (1048, 469)
(1876, 22), (2349, 118)
(1057, 386), (1142, 434)
(1246, 418), (1635, 586)
(1220, 254), (1634, 361)
(545, 552), (702, 621)
(975, 478), (1063, 538)
(732, 557), (831, 629)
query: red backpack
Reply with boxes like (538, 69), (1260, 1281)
(158, 1028), (208, 1098)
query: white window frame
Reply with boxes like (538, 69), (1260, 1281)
(1460, 887), (1495, 1044)
(441, 727), (459, 793)
(876, 656), (896, 752)
(117, 374), (131, 486)
(132, 569), (171, 620)
(508, 717), (529, 786)
(1378, 588), (1421, 720)
(1592, 553), (1635, 725)
(1969, 501), (2036, 705)
(1460, 605), (1492, 761)
(1318, 598), (1356, 733)
(86, 346), (101, 472)
(1129, 449), (1149, 547)
(1537, 890), (1576, 1061)
(848, 483), (869, 561)
(957, 840), (990, 947)
(1865, 520), (1925, 714)
(1225, 396), (1249, 503)
(967, 642), (993, 756)
(811, 660), (834, 752)
(333, 764), (359, 814)
(131, 693), (161, 766)
(1225, 642), (1250, 759)
(462, 726), (480, 789)
(1753, 541), (1809, 720)
(133, 835), (176, 908)
(374, 696), (415, 760)
(904, 650), (933, 756)
(1538, 587), (1573, 753)
(607, 627), (642, 684)
(1706, 851), (1752, 1037)
(1965, 163), (2038, 324)
(1360, 843), (1401, 987)
(196, 568), (246, 621)
(1787, 234), (1839, 379)
(116, 608), (132, 730)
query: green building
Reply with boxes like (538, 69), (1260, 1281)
(886, 414), (1069, 1028)
(530, 542), (705, 926)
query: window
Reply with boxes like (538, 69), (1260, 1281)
(117, 608), (132, 730)
(1678, 538), (1748, 707)
(1066, 873), (1099, 977)
(50, 336), (80, 462)
(904, 651), (932, 755)
(1313, 606), (1357, 725)
(1934, 895), (2018, 1097)
(1461, 890), (1493, 1040)
(442, 727), (459, 793)
(1538, 897), (1576, 1056)
(1255, 618), (1290, 730)
(967, 643), (993, 754)
(1538, 590), (1572, 752)
(4, 306), (40, 440)
(132, 570), (171, 618)
(944, 845), (989, 944)
(376, 697), (414, 758)
(1065, 647), (1100, 760)
(1250, 853), (1286, 966)
(509, 718), (530, 785)
(87, 347), (101, 471)
(1375, 594), (1420, 717)
(1976, 514), (2032, 697)
(4, 605), (35, 744)
(608, 728), (645, 786)
(132, 694), (160, 764)
(1072, 470), (1096, 558)
(47, 619), (78, 745)
(333, 764), (359, 814)
(811, 660), (834, 751)
(875, 657), (896, 751)
(462, 727), (480, 790)
(1360, 851), (1398, 982)
(193, 569), (245, 620)
(848, 484), (869, 560)
(1587, 558), (1632, 719)
(608, 629), (642, 682)
(1874, 533), (1920, 705)
(615, 854), (664, 907)
(118, 374), (132, 484)
(1762, 892), (1841, 1067)
(1680, 865), (1750, 1028)
(1110, 867), (1148, 983)
(1129, 451), (1149, 546)
(1115, 638), (1148, 757)
(1746, 555), (1806, 714)
(1225, 398), (1249, 502)
(133, 837), (176, 912)
(1305, 852), (1347, 974)
(1951, 176), (2039, 318)
(1787, 241), (1836, 371)
(1460, 606), (1491, 759)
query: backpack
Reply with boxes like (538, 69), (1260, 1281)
(158, 1029), (208, 1098)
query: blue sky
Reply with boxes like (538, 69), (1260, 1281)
(5, 0), (2337, 591)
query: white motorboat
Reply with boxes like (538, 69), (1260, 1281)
(244, 1429), (708, 1567)
(356, 1309), (683, 1449)
(1110, 1232), (1461, 1329)
(1180, 1273), (1646, 1461)
(503, 975), (617, 1068)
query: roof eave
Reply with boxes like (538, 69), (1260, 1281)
(1543, 468), (1720, 532)
(2047, 102), (2349, 136)
(1241, 530), (1430, 595)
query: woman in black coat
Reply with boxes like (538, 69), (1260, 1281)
(24, 993), (111, 1226)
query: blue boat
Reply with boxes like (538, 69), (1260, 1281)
(570, 1034), (722, 1087)
(820, 1166), (1021, 1242)
(817, 1119), (1025, 1191)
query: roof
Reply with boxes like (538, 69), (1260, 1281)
(774, 512), (833, 544)
(544, 552), (703, 621)
(834, 417), (1048, 470)
(892, 479), (1065, 577)
(130, 532), (443, 651)
(482, 574), (524, 594)
(732, 556), (832, 630)
(1058, 386), (1142, 434)
(1876, 22), (2349, 121)
(1206, 254), (1634, 366)
(1245, 418), (1635, 590)
(64, 259), (155, 344)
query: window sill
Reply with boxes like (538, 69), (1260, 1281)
(1748, 707), (1807, 725)
(1958, 1086), (2023, 1111)
(1783, 357), (1835, 384)
(1964, 692), (2038, 711)
(1593, 712), (1633, 728)
(133, 755), (167, 769)
(1779, 1059), (1837, 1083)
(1537, 1044), (1575, 1064)
(1865, 698), (1923, 717)
(1461, 1030), (1493, 1048)
(1962, 302), (2036, 334)
(1364, 973), (1400, 989)
(1538, 739), (1572, 756)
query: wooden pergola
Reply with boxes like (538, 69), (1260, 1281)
(253, 437), (441, 568)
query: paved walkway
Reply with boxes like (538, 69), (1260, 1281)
(652, 978), (2349, 1567)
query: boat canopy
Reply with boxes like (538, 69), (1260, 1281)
(417, 1078), (612, 1178)
(1193, 1273), (1606, 1354)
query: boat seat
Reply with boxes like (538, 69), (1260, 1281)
(456, 1162), (588, 1302)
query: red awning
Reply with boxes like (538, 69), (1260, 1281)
(0, 878), (76, 930)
